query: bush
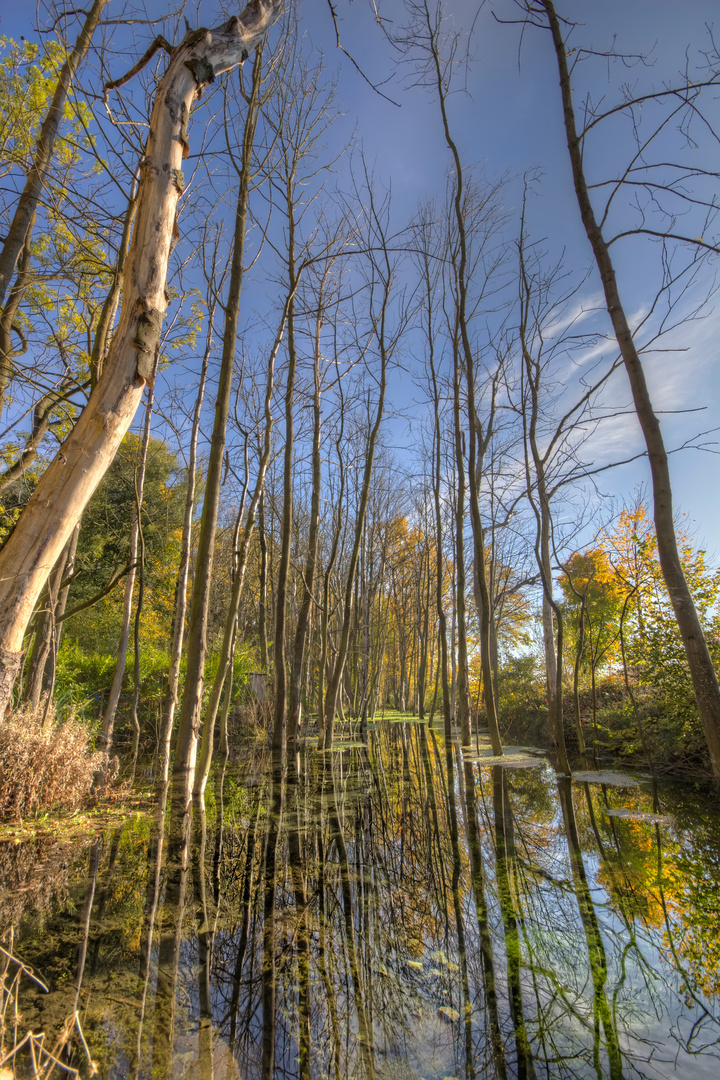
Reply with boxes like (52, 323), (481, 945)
(0, 702), (104, 819)
(497, 655), (549, 741)
(54, 641), (117, 723)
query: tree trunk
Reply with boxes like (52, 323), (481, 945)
(24, 534), (72, 713)
(573, 598), (588, 757)
(194, 319), (281, 795)
(43, 522), (80, 703)
(321, 342), (388, 750)
(271, 230), (298, 753)
(0, 210), (35, 417)
(431, 412), (452, 743)
(431, 45), (503, 752)
(258, 488), (270, 674)
(316, 424), (346, 745)
(467, 436), (503, 756)
(453, 364), (472, 744)
(541, 0), (720, 780)
(0, 1), (282, 719)
(101, 383), (155, 753)
(287, 292), (324, 746)
(0, 0), (109, 309)
(158, 311), (212, 784)
(172, 38), (271, 808)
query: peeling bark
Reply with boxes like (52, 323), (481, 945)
(0, 1), (283, 716)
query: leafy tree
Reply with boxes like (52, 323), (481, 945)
(602, 504), (720, 767)
(65, 433), (184, 641)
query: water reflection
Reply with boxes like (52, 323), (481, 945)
(5, 723), (720, 1078)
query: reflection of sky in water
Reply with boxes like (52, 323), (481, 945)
(3, 724), (720, 1078)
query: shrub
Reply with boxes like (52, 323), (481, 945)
(0, 702), (104, 819)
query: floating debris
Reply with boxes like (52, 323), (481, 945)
(466, 752), (544, 768)
(606, 808), (671, 825)
(437, 1005), (460, 1023)
(316, 741), (367, 752)
(571, 770), (641, 787)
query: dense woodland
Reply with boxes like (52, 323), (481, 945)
(1, 0), (720, 815)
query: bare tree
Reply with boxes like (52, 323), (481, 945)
(524, 0), (720, 778)
(320, 181), (399, 749)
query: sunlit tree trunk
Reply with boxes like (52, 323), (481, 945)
(172, 40), (269, 807)
(158, 313), (212, 783)
(24, 532), (72, 713)
(321, 276), (389, 749)
(287, 322), (323, 745)
(100, 385), (155, 753)
(271, 223), (299, 753)
(0, 0), (282, 717)
(194, 320), (282, 794)
(453, 360), (472, 744)
(317, 412), (346, 744)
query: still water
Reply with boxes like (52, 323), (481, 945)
(3, 722), (720, 1078)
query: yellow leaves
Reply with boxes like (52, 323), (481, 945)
(0, 37), (90, 176)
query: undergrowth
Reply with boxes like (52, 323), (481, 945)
(0, 702), (105, 821)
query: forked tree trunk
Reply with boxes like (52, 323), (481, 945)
(0, 1), (282, 718)
(541, 0), (720, 779)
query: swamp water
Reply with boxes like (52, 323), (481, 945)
(2, 721), (720, 1079)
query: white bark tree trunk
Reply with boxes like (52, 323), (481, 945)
(0, 1), (282, 715)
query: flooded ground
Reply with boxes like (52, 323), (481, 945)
(3, 721), (720, 1078)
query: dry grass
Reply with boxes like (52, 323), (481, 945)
(1, 933), (96, 1078)
(0, 702), (105, 821)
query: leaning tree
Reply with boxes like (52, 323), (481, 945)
(0, 0), (283, 713)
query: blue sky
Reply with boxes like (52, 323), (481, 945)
(2, 0), (718, 553)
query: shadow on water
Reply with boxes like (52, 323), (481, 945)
(4, 721), (720, 1078)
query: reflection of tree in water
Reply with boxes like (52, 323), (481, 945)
(0, 833), (86, 930)
(5, 724), (720, 1077)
